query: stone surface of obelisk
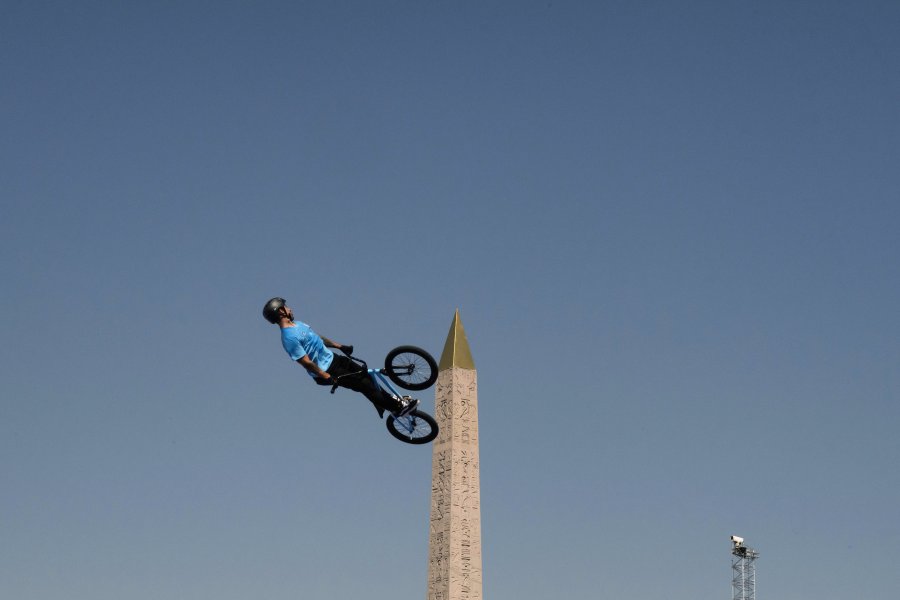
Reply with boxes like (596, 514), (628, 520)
(427, 310), (482, 600)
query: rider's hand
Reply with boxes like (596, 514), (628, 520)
(340, 344), (354, 357)
(324, 372), (339, 393)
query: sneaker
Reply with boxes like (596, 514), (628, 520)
(395, 396), (419, 417)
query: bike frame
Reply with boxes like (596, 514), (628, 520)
(367, 367), (406, 400)
(328, 350), (438, 444)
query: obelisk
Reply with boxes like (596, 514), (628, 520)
(427, 310), (482, 600)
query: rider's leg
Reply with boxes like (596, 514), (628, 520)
(324, 355), (403, 413)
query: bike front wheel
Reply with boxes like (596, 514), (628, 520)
(386, 409), (439, 444)
(384, 346), (438, 391)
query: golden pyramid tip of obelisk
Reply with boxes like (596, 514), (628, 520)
(438, 308), (475, 371)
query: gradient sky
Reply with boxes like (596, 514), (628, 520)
(2, 2), (899, 599)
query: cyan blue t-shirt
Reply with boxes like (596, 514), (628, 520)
(281, 321), (334, 377)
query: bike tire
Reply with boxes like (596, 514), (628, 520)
(386, 409), (439, 445)
(384, 346), (438, 391)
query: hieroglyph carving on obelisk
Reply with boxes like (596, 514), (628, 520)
(427, 310), (482, 600)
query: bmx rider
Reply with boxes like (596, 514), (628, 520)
(262, 297), (418, 416)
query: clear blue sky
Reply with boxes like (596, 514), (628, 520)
(2, 1), (898, 599)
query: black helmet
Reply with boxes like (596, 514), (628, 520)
(262, 297), (286, 324)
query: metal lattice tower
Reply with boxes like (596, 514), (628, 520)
(731, 536), (760, 600)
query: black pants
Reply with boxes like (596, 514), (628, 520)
(315, 355), (400, 414)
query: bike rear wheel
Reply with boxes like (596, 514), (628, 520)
(384, 346), (438, 391)
(386, 409), (439, 444)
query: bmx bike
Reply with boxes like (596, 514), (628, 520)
(330, 346), (440, 445)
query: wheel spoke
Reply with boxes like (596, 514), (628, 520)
(390, 415), (432, 439)
(393, 352), (430, 384)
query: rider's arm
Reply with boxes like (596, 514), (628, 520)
(321, 337), (345, 351)
(297, 355), (330, 379)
